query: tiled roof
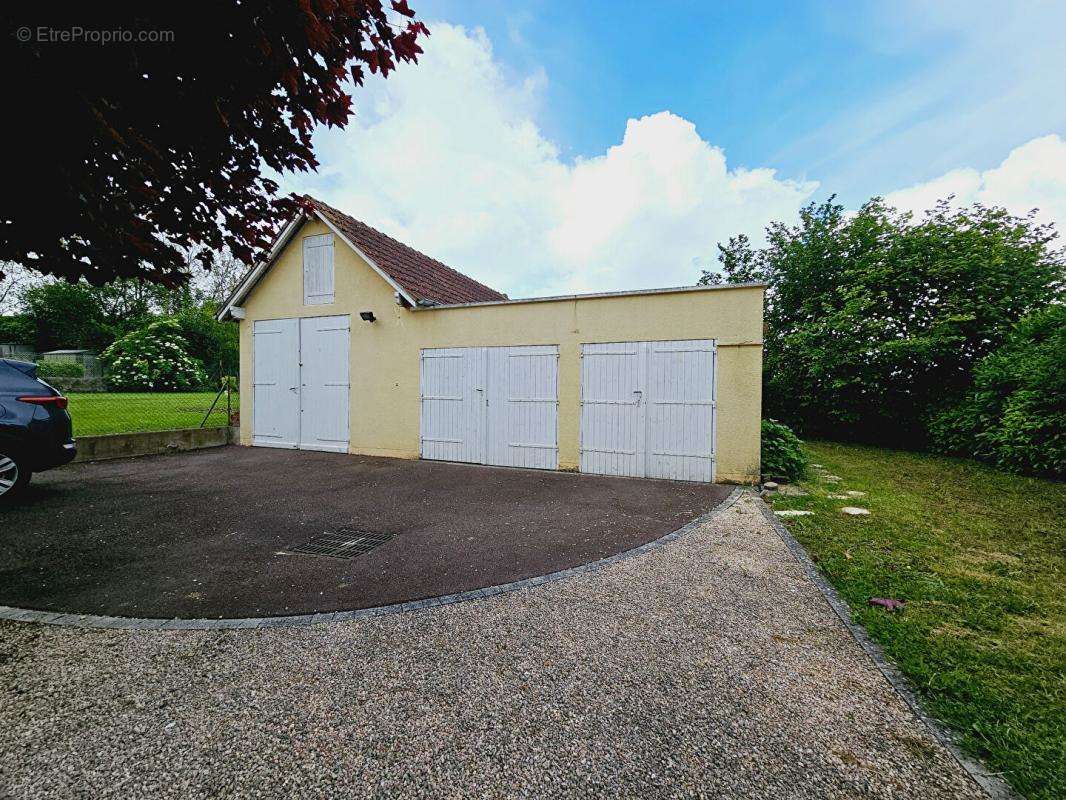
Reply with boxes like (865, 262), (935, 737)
(306, 197), (507, 306)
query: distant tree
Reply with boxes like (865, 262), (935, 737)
(92, 281), (178, 327)
(702, 197), (1064, 447)
(0, 2), (428, 287)
(0, 262), (38, 314)
(20, 279), (173, 351)
(21, 282), (113, 352)
(0, 314), (34, 345)
(189, 248), (248, 309)
(171, 304), (240, 384)
(698, 234), (769, 286)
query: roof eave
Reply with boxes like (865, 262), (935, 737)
(215, 213), (308, 322)
(407, 281), (768, 311)
(310, 209), (419, 309)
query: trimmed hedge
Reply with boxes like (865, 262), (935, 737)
(36, 361), (85, 379)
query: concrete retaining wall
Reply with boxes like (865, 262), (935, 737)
(74, 426), (239, 463)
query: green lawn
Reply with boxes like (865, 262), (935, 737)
(769, 442), (1065, 800)
(68, 392), (235, 437)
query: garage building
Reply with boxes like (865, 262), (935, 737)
(219, 197), (764, 483)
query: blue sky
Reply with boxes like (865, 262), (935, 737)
(417, 0), (1065, 205)
(290, 0), (1066, 296)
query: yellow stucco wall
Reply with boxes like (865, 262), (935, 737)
(239, 219), (764, 483)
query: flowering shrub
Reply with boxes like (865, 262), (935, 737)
(100, 319), (207, 392)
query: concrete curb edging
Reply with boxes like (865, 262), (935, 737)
(0, 487), (745, 633)
(753, 493), (1018, 800)
(73, 426), (238, 463)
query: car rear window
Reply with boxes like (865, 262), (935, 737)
(1, 358), (37, 377)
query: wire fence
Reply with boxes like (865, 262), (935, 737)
(14, 349), (238, 437)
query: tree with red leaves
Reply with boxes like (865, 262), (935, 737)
(0, 1), (428, 287)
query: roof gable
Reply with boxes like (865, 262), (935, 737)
(307, 198), (506, 306)
(218, 198), (506, 320)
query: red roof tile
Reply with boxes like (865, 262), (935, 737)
(306, 197), (507, 306)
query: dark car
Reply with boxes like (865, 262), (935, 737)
(0, 358), (76, 500)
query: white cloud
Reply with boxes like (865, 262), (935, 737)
(783, 1), (1066, 200)
(885, 135), (1066, 233)
(548, 114), (816, 292)
(281, 22), (1064, 298)
(285, 23), (817, 297)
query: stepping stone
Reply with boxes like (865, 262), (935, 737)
(777, 484), (808, 497)
(823, 475), (842, 482)
(845, 490), (866, 498)
(810, 463), (824, 469)
(775, 509), (813, 517)
(841, 507), (870, 516)
(826, 493), (850, 500)
(763, 481), (779, 491)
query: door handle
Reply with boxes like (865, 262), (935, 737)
(633, 389), (643, 405)
(289, 386), (298, 393)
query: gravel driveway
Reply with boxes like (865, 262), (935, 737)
(0, 494), (984, 799)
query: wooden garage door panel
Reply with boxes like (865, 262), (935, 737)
(252, 319), (300, 449)
(645, 340), (715, 482)
(580, 340), (716, 482)
(421, 345), (559, 469)
(420, 348), (485, 464)
(252, 316), (349, 453)
(487, 345), (559, 470)
(579, 342), (644, 478)
(299, 315), (350, 453)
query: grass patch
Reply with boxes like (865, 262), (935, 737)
(768, 441), (1065, 800)
(68, 392), (235, 437)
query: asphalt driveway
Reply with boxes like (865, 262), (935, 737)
(0, 493), (985, 799)
(0, 446), (729, 618)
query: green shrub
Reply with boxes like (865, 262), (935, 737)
(100, 319), (207, 392)
(929, 305), (1065, 477)
(36, 361), (85, 379)
(705, 198), (1063, 449)
(170, 304), (238, 383)
(761, 419), (809, 481)
(0, 313), (35, 344)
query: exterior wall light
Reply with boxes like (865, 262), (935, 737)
(359, 311), (376, 323)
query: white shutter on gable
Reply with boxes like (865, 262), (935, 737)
(303, 234), (335, 305)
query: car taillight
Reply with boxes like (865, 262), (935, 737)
(18, 395), (69, 410)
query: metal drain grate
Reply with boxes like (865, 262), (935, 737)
(285, 530), (395, 559)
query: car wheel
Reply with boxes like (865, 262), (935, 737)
(0, 449), (30, 501)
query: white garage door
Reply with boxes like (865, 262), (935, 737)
(580, 339), (716, 482)
(252, 319), (300, 449)
(420, 345), (558, 469)
(298, 316), (350, 452)
(418, 347), (486, 464)
(252, 315), (350, 452)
